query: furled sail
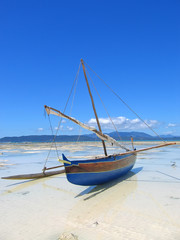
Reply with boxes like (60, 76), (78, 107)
(44, 105), (129, 151)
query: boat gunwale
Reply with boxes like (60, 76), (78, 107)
(64, 152), (136, 165)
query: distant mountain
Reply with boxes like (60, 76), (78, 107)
(0, 132), (179, 142)
(108, 131), (154, 140)
(0, 135), (93, 143)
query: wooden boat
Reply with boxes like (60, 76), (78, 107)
(62, 153), (136, 186)
(43, 59), (175, 186)
(2, 59), (176, 184)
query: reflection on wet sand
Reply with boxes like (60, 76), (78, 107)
(76, 167), (142, 200)
(1, 177), (51, 196)
(62, 169), (140, 239)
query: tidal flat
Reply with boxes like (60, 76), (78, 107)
(0, 141), (180, 240)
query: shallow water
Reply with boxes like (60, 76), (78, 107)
(0, 142), (180, 240)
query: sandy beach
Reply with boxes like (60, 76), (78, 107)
(0, 141), (180, 240)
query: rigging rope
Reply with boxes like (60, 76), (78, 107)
(84, 61), (166, 143)
(69, 67), (79, 117)
(85, 66), (130, 151)
(43, 62), (82, 171)
(76, 126), (83, 142)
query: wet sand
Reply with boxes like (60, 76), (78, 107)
(0, 142), (180, 240)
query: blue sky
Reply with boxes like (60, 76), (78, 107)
(0, 0), (180, 138)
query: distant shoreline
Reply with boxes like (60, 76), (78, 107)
(0, 133), (179, 144)
(0, 135), (180, 144)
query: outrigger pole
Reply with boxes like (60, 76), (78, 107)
(81, 59), (108, 156)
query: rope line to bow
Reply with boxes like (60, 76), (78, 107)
(43, 62), (81, 171)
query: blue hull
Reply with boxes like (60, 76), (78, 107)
(63, 153), (136, 186)
(66, 164), (134, 185)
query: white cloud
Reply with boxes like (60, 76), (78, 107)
(38, 128), (44, 131)
(168, 123), (176, 127)
(54, 126), (63, 130)
(162, 131), (174, 135)
(88, 116), (159, 130)
(67, 126), (74, 131)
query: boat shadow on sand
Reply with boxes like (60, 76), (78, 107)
(75, 167), (143, 200)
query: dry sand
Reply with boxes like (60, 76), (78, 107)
(0, 142), (180, 240)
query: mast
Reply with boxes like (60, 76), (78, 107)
(81, 59), (107, 156)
